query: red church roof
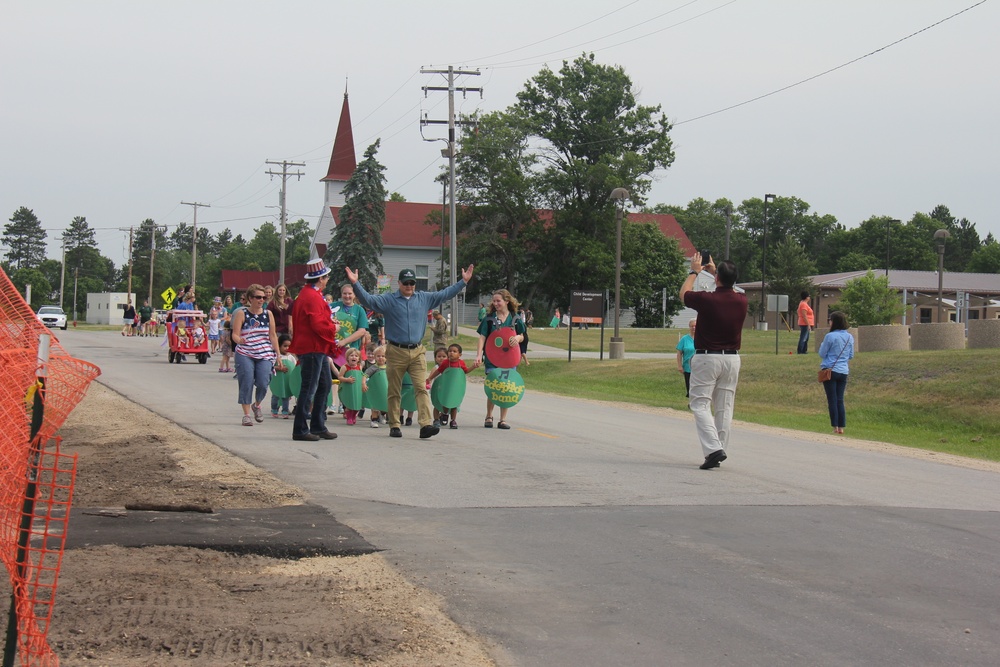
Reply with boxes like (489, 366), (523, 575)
(322, 93), (357, 182)
(321, 202), (694, 254)
(219, 264), (310, 293)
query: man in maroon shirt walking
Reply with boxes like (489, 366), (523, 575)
(680, 254), (748, 470)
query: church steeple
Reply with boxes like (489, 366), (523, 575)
(322, 91), (356, 182)
(312, 88), (358, 258)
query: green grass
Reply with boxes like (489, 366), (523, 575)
(527, 326), (803, 355)
(516, 347), (1000, 462)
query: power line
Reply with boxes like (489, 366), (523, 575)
(480, 0), (731, 69)
(676, 0), (989, 126)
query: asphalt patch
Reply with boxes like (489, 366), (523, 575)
(65, 502), (377, 558)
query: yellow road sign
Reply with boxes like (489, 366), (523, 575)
(161, 287), (177, 309)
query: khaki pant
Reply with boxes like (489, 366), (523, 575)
(386, 344), (432, 428)
(688, 353), (741, 458)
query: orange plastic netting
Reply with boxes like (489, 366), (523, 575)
(0, 269), (100, 666)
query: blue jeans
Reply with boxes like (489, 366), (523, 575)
(235, 353), (273, 406)
(823, 371), (848, 428)
(270, 394), (290, 414)
(294, 352), (331, 436)
(797, 326), (810, 354)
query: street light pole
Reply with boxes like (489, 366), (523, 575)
(934, 229), (950, 323)
(609, 188), (629, 359)
(761, 194), (776, 326)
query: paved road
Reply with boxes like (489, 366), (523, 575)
(61, 330), (1000, 667)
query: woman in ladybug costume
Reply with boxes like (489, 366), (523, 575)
(475, 289), (526, 430)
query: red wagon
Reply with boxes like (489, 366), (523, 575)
(165, 309), (210, 364)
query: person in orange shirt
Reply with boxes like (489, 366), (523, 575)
(797, 291), (815, 354)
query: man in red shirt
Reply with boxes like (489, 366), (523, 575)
(680, 253), (748, 470)
(289, 258), (340, 442)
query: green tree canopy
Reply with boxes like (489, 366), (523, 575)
(835, 270), (906, 326)
(456, 110), (540, 296)
(454, 53), (677, 312)
(325, 140), (386, 291)
(11, 267), (53, 310)
(967, 240), (1000, 273)
(768, 239), (817, 319)
(3, 207), (48, 270)
(620, 222), (686, 327)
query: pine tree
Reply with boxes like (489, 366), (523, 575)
(3, 207), (48, 270)
(325, 141), (386, 291)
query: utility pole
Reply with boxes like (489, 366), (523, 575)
(72, 266), (79, 323)
(147, 224), (167, 306)
(180, 201), (210, 288)
(265, 160), (306, 286)
(119, 226), (134, 302)
(58, 236), (67, 310)
(421, 65), (481, 335)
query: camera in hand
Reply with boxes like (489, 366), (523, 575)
(701, 249), (712, 266)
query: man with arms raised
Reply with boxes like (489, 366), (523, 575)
(679, 253), (748, 470)
(345, 265), (474, 440)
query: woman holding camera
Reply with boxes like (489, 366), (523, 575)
(818, 311), (854, 435)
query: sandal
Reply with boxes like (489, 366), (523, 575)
(497, 421), (510, 430)
(484, 417), (493, 428)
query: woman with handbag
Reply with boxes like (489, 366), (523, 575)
(818, 311), (855, 435)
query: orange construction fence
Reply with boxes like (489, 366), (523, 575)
(0, 269), (100, 666)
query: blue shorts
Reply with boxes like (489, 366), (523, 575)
(209, 333), (220, 341)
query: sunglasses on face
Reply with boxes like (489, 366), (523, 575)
(251, 294), (265, 299)
(402, 281), (416, 287)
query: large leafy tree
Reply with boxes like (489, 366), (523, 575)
(325, 140), (386, 291)
(132, 219), (169, 304)
(620, 222), (686, 327)
(3, 207), (48, 270)
(285, 219), (315, 266)
(834, 270), (906, 326)
(967, 240), (1000, 273)
(495, 53), (676, 310)
(247, 222), (281, 271)
(456, 110), (540, 297)
(63, 215), (115, 291)
(738, 196), (839, 284)
(10, 267), (53, 310)
(767, 239), (817, 323)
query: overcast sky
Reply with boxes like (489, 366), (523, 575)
(3, 0), (996, 268)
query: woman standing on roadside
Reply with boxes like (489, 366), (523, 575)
(818, 311), (854, 435)
(475, 289), (526, 430)
(268, 283), (294, 337)
(232, 284), (280, 427)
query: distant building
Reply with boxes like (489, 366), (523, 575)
(86, 292), (136, 325)
(739, 270), (1000, 328)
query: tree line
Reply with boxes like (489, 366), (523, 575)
(2, 207), (314, 314)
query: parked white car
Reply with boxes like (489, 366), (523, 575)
(37, 305), (68, 330)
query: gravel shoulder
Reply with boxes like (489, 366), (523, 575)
(33, 382), (499, 666)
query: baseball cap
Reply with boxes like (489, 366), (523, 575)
(398, 269), (416, 283)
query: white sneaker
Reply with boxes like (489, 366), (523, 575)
(370, 421), (380, 428)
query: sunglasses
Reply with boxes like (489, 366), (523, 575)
(251, 294), (266, 299)
(402, 281), (416, 287)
